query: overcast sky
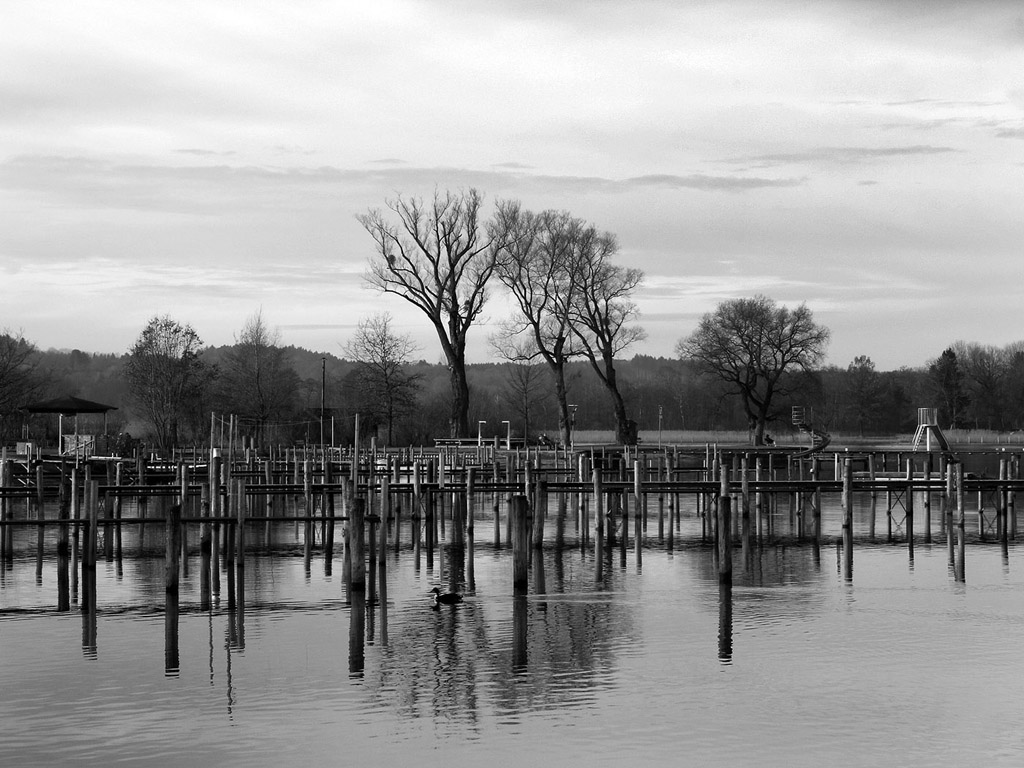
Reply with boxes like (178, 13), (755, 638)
(2, 1), (1022, 370)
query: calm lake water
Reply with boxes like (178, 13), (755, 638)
(2, 492), (1023, 767)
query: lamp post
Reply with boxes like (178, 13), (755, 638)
(658, 405), (663, 448)
(501, 420), (510, 450)
(320, 357), (326, 454)
(568, 404), (578, 451)
(478, 420), (486, 447)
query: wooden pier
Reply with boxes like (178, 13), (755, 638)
(1, 442), (1021, 608)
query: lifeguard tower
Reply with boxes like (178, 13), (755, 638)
(912, 407), (950, 452)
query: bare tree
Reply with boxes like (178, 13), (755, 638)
(493, 205), (587, 447)
(951, 341), (1008, 430)
(0, 330), (44, 441)
(567, 229), (646, 445)
(344, 313), (421, 444)
(678, 296), (830, 445)
(358, 188), (508, 437)
(220, 309), (298, 448)
(124, 316), (213, 450)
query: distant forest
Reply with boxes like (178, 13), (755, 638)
(7, 338), (1024, 449)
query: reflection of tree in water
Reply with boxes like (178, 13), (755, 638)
(366, 551), (638, 728)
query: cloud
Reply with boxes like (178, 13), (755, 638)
(995, 126), (1024, 138)
(623, 173), (805, 191)
(175, 148), (237, 157)
(723, 145), (959, 167)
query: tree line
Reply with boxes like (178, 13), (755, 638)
(2, 187), (1022, 449)
(3, 322), (1022, 451)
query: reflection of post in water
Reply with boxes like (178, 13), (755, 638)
(349, 589), (366, 677)
(532, 545), (545, 595)
(378, 548), (389, 646)
(165, 588), (179, 676)
(512, 594), (528, 672)
(323, 459), (334, 574)
(718, 582), (733, 663)
(81, 572), (97, 659)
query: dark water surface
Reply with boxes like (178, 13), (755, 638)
(2, 499), (1023, 767)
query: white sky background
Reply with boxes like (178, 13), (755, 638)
(1, 0), (1022, 370)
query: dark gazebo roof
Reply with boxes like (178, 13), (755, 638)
(24, 395), (118, 416)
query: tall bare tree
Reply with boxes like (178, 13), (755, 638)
(220, 309), (298, 448)
(344, 313), (421, 444)
(124, 316), (213, 450)
(567, 229), (645, 445)
(359, 188), (508, 437)
(493, 205), (587, 447)
(678, 295), (830, 445)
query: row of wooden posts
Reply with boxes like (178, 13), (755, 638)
(1, 447), (1022, 604)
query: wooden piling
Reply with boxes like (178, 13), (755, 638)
(842, 460), (853, 580)
(956, 463), (966, 582)
(165, 503), (182, 593)
(718, 496), (732, 584)
(351, 497), (366, 592)
(510, 495), (530, 593)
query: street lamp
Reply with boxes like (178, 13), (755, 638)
(658, 405), (663, 448)
(478, 420), (486, 447)
(320, 357), (326, 454)
(501, 420), (510, 450)
(568, 404), (578, 451)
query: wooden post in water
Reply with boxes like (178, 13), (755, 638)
(165, 503), (182, 593)
(0, 455), (8, 563)
(412, 462), (422, 562)
(510, 495), (530, 593)
(634, 459), (644, 551)
(868, 453), (877, 541)
(179, 463), (189, 578)
(842, 459), (853, 581)
(999, 458), (1008, 546)
(923, 463), (932, 544)
(85, 480), (99, 584)
(955, 463), (966, 582)
(351, 497), (366, 592)
(945, 462), (955, 564)
(235, 478), (246, 573)
(740, 455), (751, 559)
(717, 495), (732, 585)
(57, 470), (71, 611)
(200, 481), (211, 610)
(533, 480), (547, 550)
(905, 459), (914, 555)
(303, 458), (313, 565)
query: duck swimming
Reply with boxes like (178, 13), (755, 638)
(430, 587), (464, 605)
